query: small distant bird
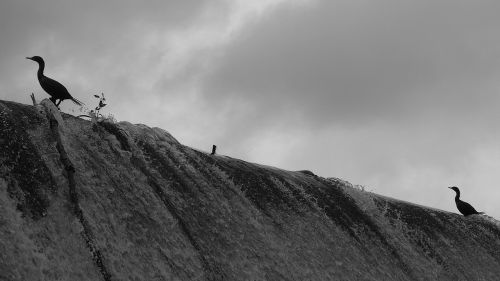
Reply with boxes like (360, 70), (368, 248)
(26, 56), (83, 107)
(448, 186), (484, 216)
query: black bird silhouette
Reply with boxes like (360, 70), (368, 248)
(26, 56), (83, 107)
(448, 186), (483, 216)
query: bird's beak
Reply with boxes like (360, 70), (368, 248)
(447, 187), (452, 189)
(26, 57), (32, 60)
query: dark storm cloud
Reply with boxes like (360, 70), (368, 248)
(204, 0), (500, 127)
(0, 0), (203, 52)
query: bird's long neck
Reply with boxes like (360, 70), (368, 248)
(36, 61), (45, 79)
(454, 190), (461, 201)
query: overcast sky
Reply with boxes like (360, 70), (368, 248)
(1, 0), (500, 218)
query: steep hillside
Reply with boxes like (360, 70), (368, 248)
(1, 99), (499, 281)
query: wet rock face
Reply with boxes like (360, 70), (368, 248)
(0, 102), (55, 220)
(1, 100), (500, 281)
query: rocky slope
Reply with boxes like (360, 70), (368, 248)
(1, 99), (499, 281)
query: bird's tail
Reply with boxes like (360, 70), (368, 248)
(71, 97), (84, 106)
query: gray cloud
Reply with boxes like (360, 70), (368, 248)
(0, 0), (204, 105)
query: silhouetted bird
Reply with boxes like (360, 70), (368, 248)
(26, 56), (83, 107)
(448, 186), (483, 216)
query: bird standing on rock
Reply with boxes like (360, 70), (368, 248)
(448, 186), (484, 216)
(27, 56), (83, 107)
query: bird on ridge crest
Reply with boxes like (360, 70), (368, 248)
(26, 56), (83, 107)
(448, 186), (484, 216)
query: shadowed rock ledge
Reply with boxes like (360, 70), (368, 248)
(1, 99), (499, 281)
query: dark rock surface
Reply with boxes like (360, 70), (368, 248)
(1, 99), (499, 281)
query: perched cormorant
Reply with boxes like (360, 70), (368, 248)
(26, 56), (83, 107)
(448, 186), (483, 216)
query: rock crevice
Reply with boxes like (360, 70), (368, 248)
(42, 100), (112, 281)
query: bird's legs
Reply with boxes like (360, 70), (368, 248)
(49, 97), (62, 109)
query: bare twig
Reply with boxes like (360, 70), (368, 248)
(30, 93), (36, 105)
